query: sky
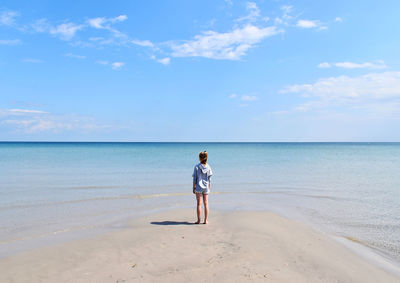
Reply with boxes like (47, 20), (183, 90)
(1, 0), (400, 141)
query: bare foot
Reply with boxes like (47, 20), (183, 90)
(203, 220), (208, 224)
(195, 220), (201, 224)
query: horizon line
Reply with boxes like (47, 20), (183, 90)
(1, 141), (400, 143)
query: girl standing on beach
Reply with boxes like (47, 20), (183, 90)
(192, 151), (213, 224)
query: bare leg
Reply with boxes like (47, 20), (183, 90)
(203, 194), (209, 224)
(195, 193), (202, 224)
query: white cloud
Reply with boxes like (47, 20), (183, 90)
(241, 95), (258, 101)
(96, 60), (109, 65)
(6, 109), (48, 114)
(170, 24), (281, 60)
(166, 3), (304, 61)
(318, 61), (387, 70)
(0, 39), (21, 45)
(318, 62), (331, 68)
(87, 15), (127, 29)
(50, 22), (84, 40)
(2, 119), (35, 127)
(95, 60), (125, 70)
(28, 15), (128, 45)
(22, 58), (42, 63)
(113, 15), (127, 22)
(274, 17), (283, 25)
(87, 18), (105, 29)
(296, 19), (320, 29)
(111, 62), (125, 69)
(3, 118), (67, 133)
(157, 57), (170, 65)
(236, 2), (260, 22)
(335, 17), (343, 23)
(1, 6), (328, 65)
(86, 16), (128, 42)
(65, 53), (86, 59)
(31, 120), (64, 132)
(280, 71), (400, 112)
(0, 11), (18, 26)
(229, 94), (237, 98)
(334, 61), (387, 69)
(131, 39), (154, 48)
(31, 18), (51, 33)
(29, 15), (126, 42)
(0, 109), (112, 133)
(274, 5), (294, 26)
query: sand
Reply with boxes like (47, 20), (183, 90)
(1, 209), (399, 282)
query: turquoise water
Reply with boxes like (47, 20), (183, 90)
(0, 142), (399, 263)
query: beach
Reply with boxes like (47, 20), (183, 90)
(1, 209), (399, 282)
(1, 142), (400, 282)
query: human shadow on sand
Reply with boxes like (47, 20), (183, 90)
(150, 221), (195, 226)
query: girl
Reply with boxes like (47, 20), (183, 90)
(192, 151), (213, 224)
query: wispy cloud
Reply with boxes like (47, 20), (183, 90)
(296, 19), (326, 30)
(274, 5), (294, 26)
(86, 15), (128, 39)
(164, 3), (317, 61)
(157, 57), (170, 65)
(335, 17), (343, 23)
(0, 39), (22, 45)
(273, 5), (327, 31)
(318, 61), (387, 70)
(95, 60), (125, 70)
(318, 62), (331, 68)
(280, 71), (400, 113)
(0, 108), (113, 133)
(0, 11), (18, 26)
(49, 22), (84, 40)
(241, 95), (258, 101)
(296, 20), (317, 28)
(111, 62), (125, 69)
(30, 18), (51, 32)
(170, 25), (281, 60)
(96, 60), (109, 65)
(3, 109), (48, 114)
(229, 94), (258, 106)
(131, 39), (154, 48)
(236, 2), (260, 23)
(29, 15), (126, 42)
(2, 5), (327, 65)
(30, 19), (84, 41)
(65, 53), (86, 59)
(87, 15), (127, 29)
(335, 61), (387, 69)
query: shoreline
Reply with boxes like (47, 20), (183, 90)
(1, 209), (399, 282)
(332, 234), (400, 278)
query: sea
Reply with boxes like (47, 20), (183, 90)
(0, 142), (399, 267)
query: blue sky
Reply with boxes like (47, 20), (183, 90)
(1, 0), (400, 141)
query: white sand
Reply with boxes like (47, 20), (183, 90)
(1, 209), (399, 282)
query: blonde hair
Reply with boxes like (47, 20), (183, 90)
(199, 151), (208, 164)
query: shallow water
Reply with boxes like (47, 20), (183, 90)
(0, 142), (399, 263)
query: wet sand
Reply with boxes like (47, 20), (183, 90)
(1, 209), (399, 282)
